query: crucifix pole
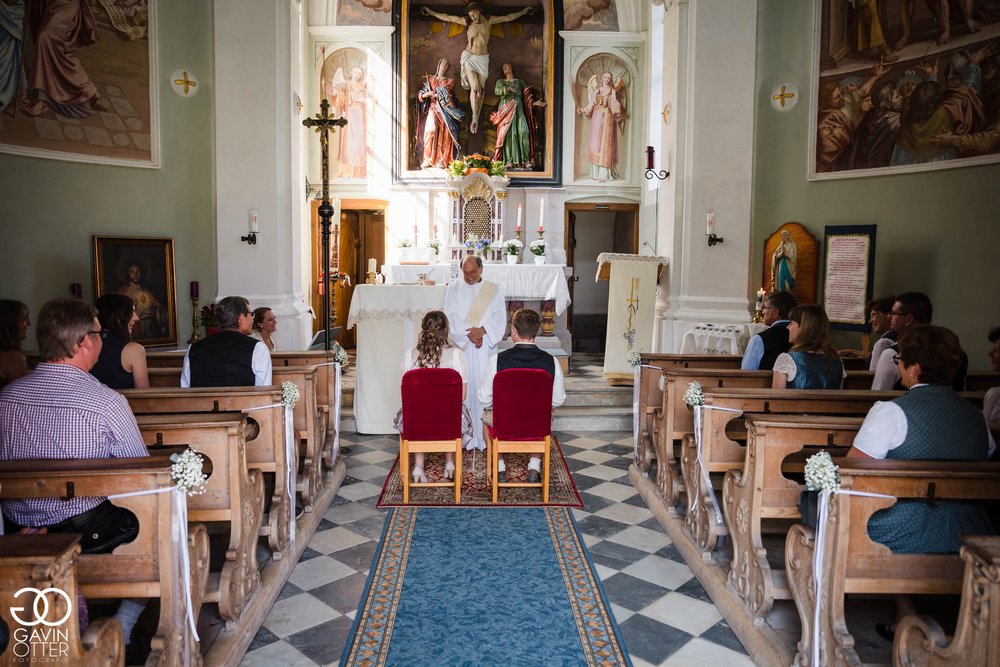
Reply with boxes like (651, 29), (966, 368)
(302, 99), (347, 350)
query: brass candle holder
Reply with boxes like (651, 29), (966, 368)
(188, 297), (202, 344)
(366, 271), (376, 285)
(752, 306), (764, 324)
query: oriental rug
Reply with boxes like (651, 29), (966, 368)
(339, 507), (632, 667)
(376, 436), (583, 508)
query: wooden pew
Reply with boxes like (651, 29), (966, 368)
(0, 534), (123, 666)
(784, 458), (1000, 667)
(681, 388), (899, 555)
(123, 387), (296, 557)
(894, 535), (1000, 667)
(136, 413), (263, 624)
(722, 414), (863, 621)
(0, 458), (210, 666)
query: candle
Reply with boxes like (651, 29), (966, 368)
(646, 146), (654, 170)
(433, 224), (438, 238)
(755, 287), (765, 309)
(516, 205), (522, 232)
(190, 281), (199, 300)
(368, 257), (376, 274)
(538, 198), (544, 233)
(249, 210), (259, 234)
(414, 224), (418, 243)
(70, 283), (82, 299)
(706, 212), (715, 236)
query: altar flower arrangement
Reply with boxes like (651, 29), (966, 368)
(171, 448), (208, 496)
(200, 303), (219, 328)
(427, 240), (441, 255)
(464, 235), (492, 253)
(504, 238), (524, 255)
(464, 153), (492, 170)
(683, 381), (705, 407)
(489, 160), (506, 177)
(448, 159), (466, 177)
(804, 451), (840, 491)
(281, 380), (300, 408)
(626, 351), (642, 367)
(399, 239), (412, 248)
(529, 239), (547, 256)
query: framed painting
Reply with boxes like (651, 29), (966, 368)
(92, 236), (177, 347)
(0, 0), (159, 167)
(809, 0), (1000, 179)
(396, 0), (561, 185)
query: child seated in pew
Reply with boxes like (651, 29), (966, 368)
(771, 304), (845, 390)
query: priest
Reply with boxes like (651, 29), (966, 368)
(445, 255), (507, 450)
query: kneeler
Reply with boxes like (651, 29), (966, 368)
(399, 367), (464, 503)
(486, 368), (553, 503)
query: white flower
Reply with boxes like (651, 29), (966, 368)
(281, 380), (300, 408)
(529, 239), (546, 256)
(504, 238), (524, 251)
(170, 448), (208, 496)
(333, 344), (348, 366)
(626, 351), (642, 367)
(683, 381), (705, 407)
(804, 451), (840, 491)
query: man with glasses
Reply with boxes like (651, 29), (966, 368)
(181, 295), (272, 387)
(741, 290), (798, 370)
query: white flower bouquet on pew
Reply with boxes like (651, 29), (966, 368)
(683, 381), (705, 407)
(170, 449), (207, 496)
(626, 351), (642, 367)
(333, 343), (348, 367)
(282, 380), (300, 408)
(799, 450), (840, 528)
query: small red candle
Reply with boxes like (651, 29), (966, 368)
(646, 146), (655, 170)
(190, 281), (199, 300)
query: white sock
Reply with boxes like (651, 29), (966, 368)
(497, 458), (506, 472)
(114, 598), (145, 644)
(528, 457), (541, 472)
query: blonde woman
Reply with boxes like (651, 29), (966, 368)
(394, 310), (473, 482)
(772, 304), (845, 390)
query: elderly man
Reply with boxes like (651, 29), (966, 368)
(444, 255), (507, 451)
(181, 295), (272, 387)
(478, 308), (565, 482)
(0, 298), (149, 647)
(741, 290), (798, 370)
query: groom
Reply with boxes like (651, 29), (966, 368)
(444, 255), (507, 451)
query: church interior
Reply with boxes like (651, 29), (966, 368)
(1, 0), (999, 665)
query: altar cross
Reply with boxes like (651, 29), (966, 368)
(302, 99), (347, 349)
(173, 71), (197, 95)
(772, 84), (795, 108)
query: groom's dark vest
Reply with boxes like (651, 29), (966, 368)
(188, 330), (258, 387)
(497, 344), (555, 378)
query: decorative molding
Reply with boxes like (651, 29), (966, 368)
(770, 83), (798, 111)
(170, 69), (199, 97)
(622, 47), (640, 64)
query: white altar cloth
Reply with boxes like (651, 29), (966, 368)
(347, 285), (447, 433)
(679, 323), (769, 355)
(383, 263), (572, 315)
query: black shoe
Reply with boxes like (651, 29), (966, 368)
(527, 469), (541, 484)
(875, 623), (895, 642)
(498, 470), (507, 483)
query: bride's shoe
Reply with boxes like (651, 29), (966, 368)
(444, 461), (456, 480)
(412, 467), (427, 483)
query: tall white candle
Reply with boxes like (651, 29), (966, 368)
(538, 198), (544, 232)
(368, 257), (376, 274)
(249, 210), (259, 233)
(706, 213), (715, 236)
(516, 204), (523, 231)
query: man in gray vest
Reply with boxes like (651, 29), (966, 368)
(181, 296), (272, 387)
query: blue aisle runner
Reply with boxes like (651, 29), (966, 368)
(341, 507), (631, 666)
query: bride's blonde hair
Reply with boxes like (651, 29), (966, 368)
(415, 310), (451, 368)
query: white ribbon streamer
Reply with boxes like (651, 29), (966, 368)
(811, 487), (895, 667)
(244, 402), (296, 545)
(632, 365), (665, 466)
(108, 485), (199, 665)
(691, 404), (742, 527)
(311, 361), (343, 465)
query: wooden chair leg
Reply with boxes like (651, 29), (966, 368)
(400, 437), (409, 504)
(454, 439), (462, 503)
(492, 442), (500, 504)
(542, 438), (551, 503)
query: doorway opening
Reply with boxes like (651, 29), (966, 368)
(565, 203), (638, 353)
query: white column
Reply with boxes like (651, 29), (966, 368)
(652, 0), (758, 352)
(214, 0), (313, 350)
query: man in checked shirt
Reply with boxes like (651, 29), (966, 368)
(0, 298), (149, 648)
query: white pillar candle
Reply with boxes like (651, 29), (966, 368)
(368, 257), (376, 274)
(538, 198), (544, 232)
(249, 210), (259, 233)
(516, 204), (522, 231)
(706, 212), (715, 236)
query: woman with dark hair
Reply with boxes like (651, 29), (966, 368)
(393, 310), (473, 483)
(0, 300), (30, 387)
(771, 304), (845, 389)
(251, 307), (277, 351)
(848, 325), (996, 553)
(91, 293), (149, 389)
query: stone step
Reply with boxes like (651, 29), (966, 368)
(338, 404), (631, 435)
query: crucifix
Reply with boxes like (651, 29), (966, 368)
(302, 99), (347, 350)
(625, 277), (639, 351)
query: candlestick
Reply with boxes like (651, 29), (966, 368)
(368, 257), (376, 274)
(413, 224), (418, 245)
(69, 283), (83, 299)
(646, 146), (654, 170)
(190, 281), (199, 300)
(188, 296), (202, 344)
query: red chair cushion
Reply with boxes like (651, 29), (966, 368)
(401, 367), (463, 441)
(492, 368), (553, 440)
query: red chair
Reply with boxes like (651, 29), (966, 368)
(485, 368), (553, 503)
(399, 367), (463, 503)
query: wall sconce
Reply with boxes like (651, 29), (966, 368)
(644, 146), (669, 180)
(241, 210), (259, 245)
(706, 212), (724, 247)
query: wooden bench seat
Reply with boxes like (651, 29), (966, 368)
(895, 535), (1000, 666)
(0, 458), (210, 666)
(784, 458), (1000, 666)
(0, 534), (124, 666)
(135, 413), (263, 624)
(123, 387), (295, 557)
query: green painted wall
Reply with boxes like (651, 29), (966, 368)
(753, 1), (1000, 370)
(0, 1), (215, 349)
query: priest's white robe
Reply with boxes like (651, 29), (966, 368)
(444, 278), (507, 450)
